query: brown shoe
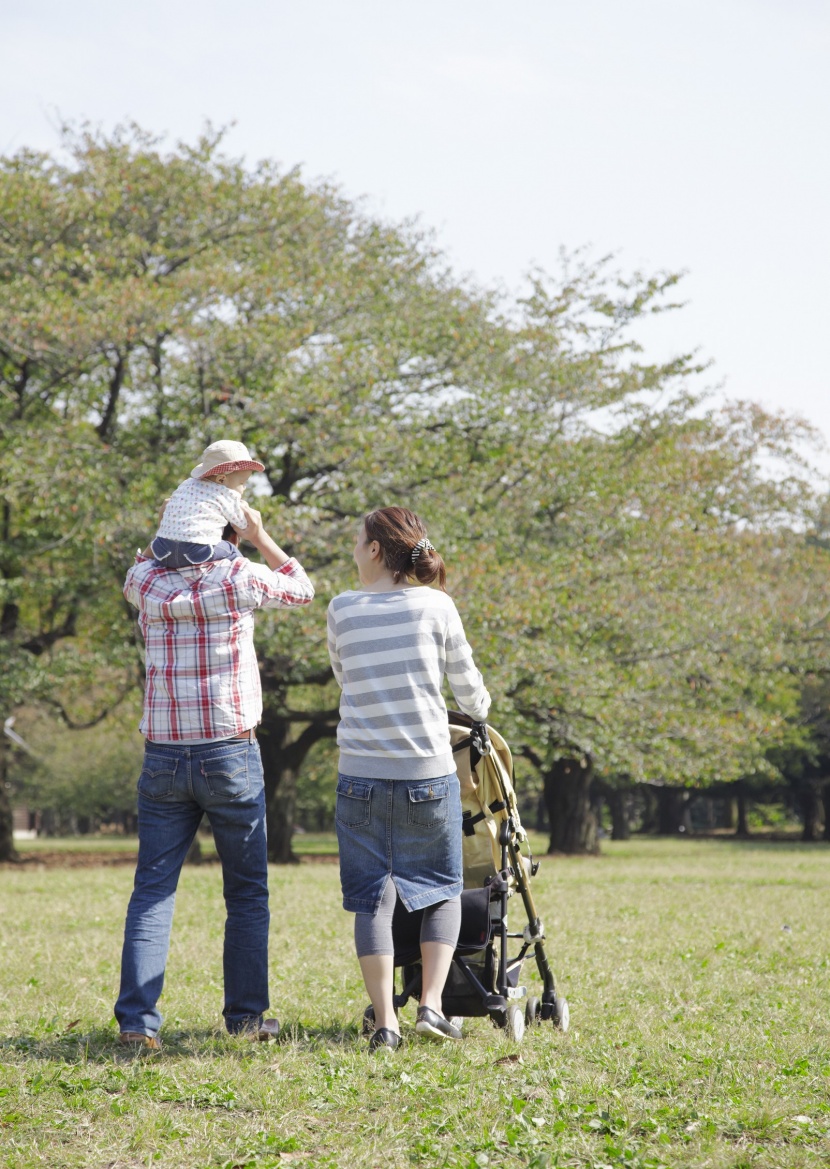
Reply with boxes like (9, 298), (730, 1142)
(119, 1031), (162, 1051)
(247, 1017), (280, 1042)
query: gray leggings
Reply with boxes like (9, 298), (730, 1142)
(354, 879), (461, 958)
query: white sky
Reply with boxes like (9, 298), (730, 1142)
(3, 0), (830, 457)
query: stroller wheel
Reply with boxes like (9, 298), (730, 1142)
(525, 996), (541, 1027)
(552, 996), (570, 1032)
(506, 1002), (526, 1043)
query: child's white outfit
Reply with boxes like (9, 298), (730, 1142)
(152, 479), (248, 568)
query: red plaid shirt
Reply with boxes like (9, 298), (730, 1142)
(124, 554), (315, 741)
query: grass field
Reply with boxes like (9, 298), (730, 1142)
(13, 831), (340, 859)
(1, 838), (828, 1168)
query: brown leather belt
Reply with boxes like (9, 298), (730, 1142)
(147, 729), (257, 746)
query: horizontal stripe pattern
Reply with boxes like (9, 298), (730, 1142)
(327, 587), (490, 780)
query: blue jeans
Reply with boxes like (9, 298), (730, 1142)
(150, 537), (239, 567)
(114, 738), (269, 1038)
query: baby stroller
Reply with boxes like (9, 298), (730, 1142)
(363, 711), (569, 1042)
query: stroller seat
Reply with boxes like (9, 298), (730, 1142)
(391, 886), (492, 966)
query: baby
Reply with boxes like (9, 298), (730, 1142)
(151, 440), (265, 568)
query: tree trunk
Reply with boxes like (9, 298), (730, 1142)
(735, 790), (750, 838)
(543, 756), (598, 855)
(0, 740), (19, 863)
(258, 714), (298, 864)
(605, 785), (632, 841)
(258, 711), (337, 864)
(637, 785), (659, 834)
(799, 783), (823, 842)
(267, 767), (300, 865)
(722, 797), (736, 830)
(655, 787), (691, 834)
(822, 784), (830, 843)
(535, 792), (548, 833)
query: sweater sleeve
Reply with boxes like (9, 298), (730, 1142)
(444, 599), (490, 721)
(327, 602), (343, 689)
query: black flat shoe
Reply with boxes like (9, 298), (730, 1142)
(415, 1006), (462, 1041)
(368, 1027), (401, 1052)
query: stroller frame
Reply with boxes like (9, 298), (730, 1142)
(369, 712), (569, 1041)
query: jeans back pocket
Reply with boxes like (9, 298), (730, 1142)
(200, 749), (250, 800)
(138, 757), (178, 801)
(407, 779), (449, 828)
(335, 776), (372, 828)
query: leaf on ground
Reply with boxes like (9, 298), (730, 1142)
(493, 1054), (524, 1065)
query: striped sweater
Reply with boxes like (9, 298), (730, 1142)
(327, 586), (491, 780)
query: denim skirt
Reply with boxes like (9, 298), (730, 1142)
(335, 772), (463, 914)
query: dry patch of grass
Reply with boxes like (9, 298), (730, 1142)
(1, 839), (829, 1167)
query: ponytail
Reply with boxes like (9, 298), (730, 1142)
(364, 507), (447, 591)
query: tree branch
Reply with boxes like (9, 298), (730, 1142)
(43, 684), (133, 730)
(97, 349), (127, 441)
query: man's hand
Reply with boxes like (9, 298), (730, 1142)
(234, 501), (263, 544)
(234, 502), (289, 570)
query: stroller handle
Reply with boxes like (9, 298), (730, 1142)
(471, 721), (491, 757)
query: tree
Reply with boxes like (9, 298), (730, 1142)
(0, 123), (508, 859)
(3, 124), (828, 863)
(7, 704), (144, 833)
(447, 264), (825, 850)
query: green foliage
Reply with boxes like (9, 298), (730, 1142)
(8, 704), (144, 826)
(2, 121), (829, 835)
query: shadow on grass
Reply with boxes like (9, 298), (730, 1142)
(0, 1020), (363, 1063)
(275, 1020), (362, 1047)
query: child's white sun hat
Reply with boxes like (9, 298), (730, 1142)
(190, 440), (265, 479)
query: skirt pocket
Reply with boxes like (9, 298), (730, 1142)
(406, 779), (449, 829)
(335, 776), (373, 828)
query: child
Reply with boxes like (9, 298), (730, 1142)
(151, 440), (265, 568)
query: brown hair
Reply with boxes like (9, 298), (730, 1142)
(363, 507), (447, 590)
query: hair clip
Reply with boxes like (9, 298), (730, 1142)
(410, 537), (435, 564)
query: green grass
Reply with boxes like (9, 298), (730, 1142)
(1, 839), (829, 1168)
(15, 835), (141, 853)
(13, 831), (342, 858)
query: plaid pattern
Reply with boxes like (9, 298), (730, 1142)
(125, 554), (315, 741)
(194, 460), (263, 477)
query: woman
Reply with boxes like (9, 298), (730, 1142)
(327, 506), (490, 1051)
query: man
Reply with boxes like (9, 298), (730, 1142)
(114, 502), (314, 1049)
